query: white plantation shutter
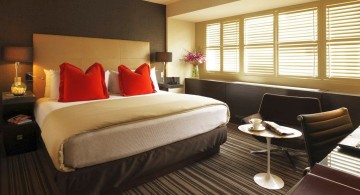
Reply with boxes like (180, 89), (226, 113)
(223, 21), (240, 72)
(206, 23), (221, 71)
(278, 9), (318, 77)
(206, 48), (221, 71)
(326, 1), (360, 79)
(244, 15), (274, 75)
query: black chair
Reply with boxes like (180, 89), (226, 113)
(242, 93), (322, 166)
(298, 107), (354, 167)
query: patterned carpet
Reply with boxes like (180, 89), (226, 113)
(0, 123), (307, 195)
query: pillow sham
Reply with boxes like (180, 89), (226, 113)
(108, 70), (121, 94)
(44, 69), (60, 99)
(150, 67), (160, 91)
(118, 63), (155, 96)
(105, 67), (159, 94)
(59, 63), (109, 102)
(104, 70), (110, 89)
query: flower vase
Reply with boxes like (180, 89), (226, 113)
(192, 64), (200, 79)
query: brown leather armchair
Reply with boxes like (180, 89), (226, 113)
(242, 93), (322, 166)
(297, 107), (354, 167)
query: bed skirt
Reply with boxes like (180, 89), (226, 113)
(46, 126), (227, 195)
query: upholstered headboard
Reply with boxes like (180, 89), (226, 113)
(33, 33), (150, 98)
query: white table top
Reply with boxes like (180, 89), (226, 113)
(238, 124), (302, 139)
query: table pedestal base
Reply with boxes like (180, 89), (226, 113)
(254, 173), (284, 189)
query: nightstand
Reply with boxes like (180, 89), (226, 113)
(158, 83), (184, 92)
(1, 91), (39, 155)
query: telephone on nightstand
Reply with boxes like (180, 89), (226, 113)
(165, 77), (180, 85)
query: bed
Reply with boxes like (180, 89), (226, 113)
(33, 34), (229, 194)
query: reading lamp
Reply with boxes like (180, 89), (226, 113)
(3, 46), (33, 96)
(155, 52), (172, 83)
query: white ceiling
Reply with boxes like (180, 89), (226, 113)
(145, 0), (318, 22)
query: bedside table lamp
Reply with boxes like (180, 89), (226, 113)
(155, 52), (172, 83)
(3, 47), (33, 96)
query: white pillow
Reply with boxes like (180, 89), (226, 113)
(108, 70), (121, 94)
(43, 69), (60, 99)
(104, 70), (110, 89)
(105, 67), (159, 94)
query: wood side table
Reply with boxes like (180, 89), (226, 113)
(1, 91), (39, 155)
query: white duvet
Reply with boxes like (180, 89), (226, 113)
(35, 91), (228, 171)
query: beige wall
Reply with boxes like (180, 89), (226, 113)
(167, 18), (195, 93)
(167, 0), (238, 17)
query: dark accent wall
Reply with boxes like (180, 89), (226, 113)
(0, 0), (166, 93)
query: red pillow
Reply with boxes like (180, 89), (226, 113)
(59, 62), (109, 102)
(118, 63), (155, 96)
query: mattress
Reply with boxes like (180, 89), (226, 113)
(35, 92), (229, 171)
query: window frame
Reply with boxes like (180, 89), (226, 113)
(325, 0), (360, 80)
(277, 8), (319, 78)
(205, 20), (240, 73)
(244, 14), (275, 76)
(205, 23), (221, 72)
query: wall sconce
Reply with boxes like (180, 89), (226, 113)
(155, 52), (172, 83)
(25, 72), (44, 82)
(3, 46), (33, 96)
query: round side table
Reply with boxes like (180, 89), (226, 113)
(238, 124), (302, 190)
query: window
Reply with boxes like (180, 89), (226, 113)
(326, 1), (360, 79)
(202, 0), (360, 82)
(278, 9), (318, 77)
(244, 15), (274, 75)
(206, 21), (240, 72)
(223, 21), (240, 72)
(206, 23), (221, 71)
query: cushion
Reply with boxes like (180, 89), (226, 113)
(118, 63), (155, 96)
(108, 70), (121, 94)
(150, 67), (160, 91)
(105, 67), (159, 94)
(59, 63), (109, 102)
(104, 70), (110, 89)
(44, 69), (60, 99)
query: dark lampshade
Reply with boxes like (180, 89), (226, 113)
(3, 47), (33, 63)
(156, 52), (172, 63)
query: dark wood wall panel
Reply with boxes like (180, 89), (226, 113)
(226, 83), (268, 122)
(322, 93), (360, 128)
(0, 0), (165, 93)
(226, 83), (323, 123)
(185, 79), (226, 102)
(185, 79), (360, 127)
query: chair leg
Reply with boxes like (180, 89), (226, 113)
(303, 167), (311, 176)
(250, 149), (267, 154)
(283, 148), (296, 169)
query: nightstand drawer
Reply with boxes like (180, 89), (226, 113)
(3, 122), (38, 155)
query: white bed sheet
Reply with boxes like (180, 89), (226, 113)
(35, 92), (228, 170)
